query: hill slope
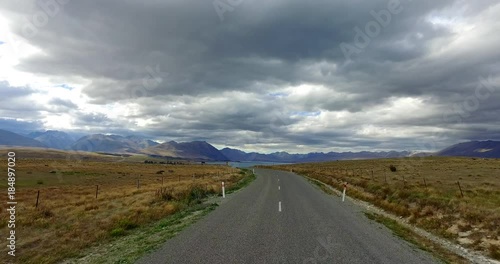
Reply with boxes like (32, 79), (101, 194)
(437, 140), (500, 158)
(144, 141), (228, 161)
(32, 130), (75, 150)
(0, 129), (47, 148)
(72, 134), (142, 153)
(125, 135), (159, 149)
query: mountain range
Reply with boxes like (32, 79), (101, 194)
(142, 141), (228, 161)
(437, 140), (500, 158)
(27, 130), (76, 150)
(0, 129), (499, 161)
(72, 134), (158, 153)
(219, 148), (413, 162)
(0, 129), (47, 148)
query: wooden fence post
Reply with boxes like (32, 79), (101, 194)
(457, 181), (464, 197)
(36, 190), (40, 208)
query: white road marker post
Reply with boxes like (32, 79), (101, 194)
(342, 182), (347, 202)
(222, 181), (226, 198)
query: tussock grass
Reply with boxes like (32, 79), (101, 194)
(364, 212), (468, 263)
(263, 157), (500, 259)
(0, 149), (243, 264)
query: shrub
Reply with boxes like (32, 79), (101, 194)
(389, 165), (397, 172)
(110, 228), (125, 237)
(39, 209), (54, 218)
(118, 219), (139, 230)
(186, 185), (210, 204)
(490, 245), (500, 260)
(160, 187), (175, 201)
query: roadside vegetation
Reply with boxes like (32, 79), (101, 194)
(0, 149), (247, 264)
(261, 156), (500, 260)
(364, 212), (468, 264)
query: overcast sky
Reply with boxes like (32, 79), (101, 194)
(0, 0), (499, 153)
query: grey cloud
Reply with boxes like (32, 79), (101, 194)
(1, 0), (500, 152)
(48, 98), (78, 110)
(0, 81), (34, 98)
(73, 112), (112, 125)
(0, 82), (44, 119)
(0, 118), (43, 134)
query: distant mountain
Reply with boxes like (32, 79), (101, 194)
(219, 148), (250, 161)
(220, 147), (412, 163)
(143, 141), (228, 161)
(125, 135), (159, 149)
(27, 131), (45, 138)
(30, 130), (75, 150)
(0, 129), (47, 148)
(72, 134), (143, 153)
(437, 140), (500, 158)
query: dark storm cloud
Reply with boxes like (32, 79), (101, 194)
(1, 0), (499, 152)
(3, 0), (457, 99)
(73, 112), (111, 125)
(0, 118), (43, 134)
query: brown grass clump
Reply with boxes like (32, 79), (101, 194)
(263, 156), (500, 259)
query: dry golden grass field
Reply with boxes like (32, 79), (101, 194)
(0, 148), (244, 264)
(263, 156), (500, 260)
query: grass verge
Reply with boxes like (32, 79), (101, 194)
(306, 178), (339, 196)
(62, 168), (256, 263)
(364, 212), (468, 264)
(62, 203), (218, 264)
(225, 168), (256, 195)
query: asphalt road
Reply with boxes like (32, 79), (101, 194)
(137, 168), (439, 264)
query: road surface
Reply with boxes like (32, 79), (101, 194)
(137, 168), (438, 264)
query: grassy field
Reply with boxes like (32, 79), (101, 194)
(262, 156), (500, 260)
(0, 148), (244, 264)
